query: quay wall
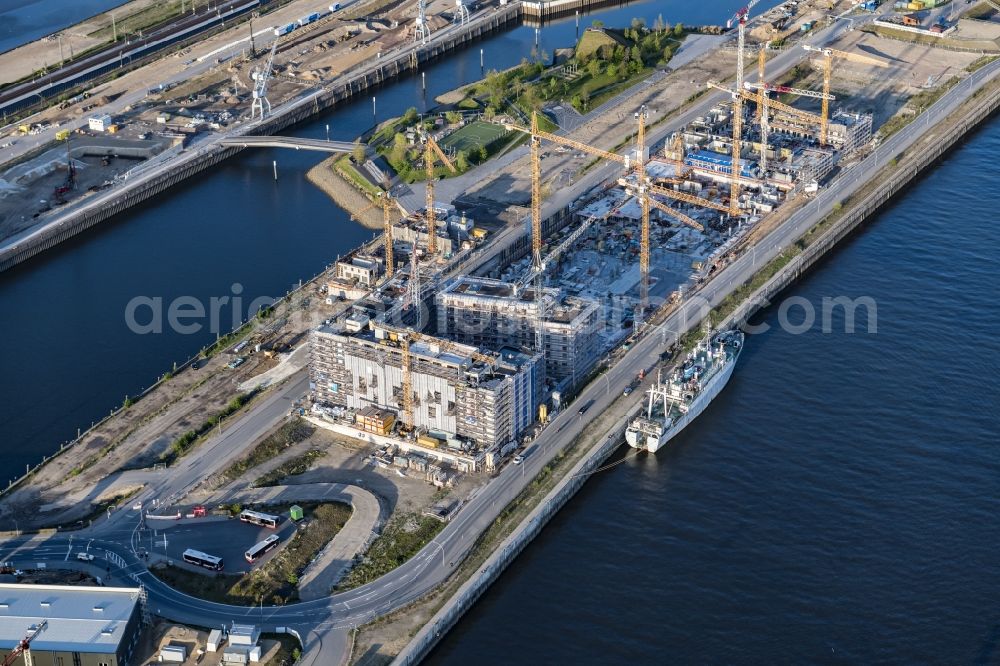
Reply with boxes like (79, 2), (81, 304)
(389, 72), (1000, 666)
(0, 3), (521, 274)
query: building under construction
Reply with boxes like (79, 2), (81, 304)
(309, 314), (542, 452)
(435, 275), (602, 386)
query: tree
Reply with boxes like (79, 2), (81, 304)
(592, 19), (604, 28)
(653, 14), (666, 33)
(606, 62), (617, 77)
(483, 105), (496, 121)
(477, 145), (488, 162)
(631, 17), (646, 31)
(403, 106), (419, 124)
(390, 132), (408, 165)
(445, 110), (462, 124)
(673, 22), (684, 37)
(587, 58), (602, 78)
(351, 139), (365, 164)
(455, 150), (469, 170)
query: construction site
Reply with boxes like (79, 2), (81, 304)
(304, 0), (946, 475)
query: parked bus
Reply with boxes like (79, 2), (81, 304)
(182, 548), (224, 571)
(245, 534), (281, 563)
(239, 509), (280, 529)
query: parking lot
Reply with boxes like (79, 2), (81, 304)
(144, 513), (296, 575)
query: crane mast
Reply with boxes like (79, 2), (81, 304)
(251, 40), (278, 120)
(727, 0), (761, 90)
(2, 620), (47, 666)
(801, 44), (888, 145)
(423, 134), (456, 257)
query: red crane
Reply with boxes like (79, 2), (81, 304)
(2, 620), (47, 666)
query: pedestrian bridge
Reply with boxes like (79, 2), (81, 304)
(217, 135), (360, 153)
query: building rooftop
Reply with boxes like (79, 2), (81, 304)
(0, 584), (139, 654)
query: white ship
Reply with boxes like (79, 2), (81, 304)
(625, 330), (744, 453)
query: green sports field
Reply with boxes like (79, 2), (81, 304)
(439, 121), (509, 153)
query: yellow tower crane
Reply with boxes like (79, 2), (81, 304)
(351, 192), (401, 280)
(423, 134), (457, 256)
(381, 194), (397, 279)
(730, 91), (743, 216)
(505, 113), (630, 276)
(379, 325), (496, 428)
(756, 46), (767, 122)
(801, 45), (888, 145)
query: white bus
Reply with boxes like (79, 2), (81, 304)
(245, 534), (281, 563)
(239, 509), (280, 529)
(182, 548), (224, 571)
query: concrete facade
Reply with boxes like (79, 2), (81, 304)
(309, 319), (542, 450)
(435, 276), (602, 386)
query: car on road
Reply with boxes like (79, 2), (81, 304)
(512, 454), (524, 465)
(76, 552), (94, 562)
(132, 501), (143, 511)
(578, 399), (595, 415)
(623, 384), (635, 396)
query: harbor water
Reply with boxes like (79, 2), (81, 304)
(428, 120), (1000, 663)
(0, 0), (776, 479)
(2, 0), (997, 661)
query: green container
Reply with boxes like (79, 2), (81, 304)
(290, 505), (304, 521)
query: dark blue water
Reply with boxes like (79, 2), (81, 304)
(428, 121), (1000, 663)
(0, 0), (131, 55)
(0, 0), (770, 478)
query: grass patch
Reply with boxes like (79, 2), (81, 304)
(151, 502), (352, 605)
(261, 633), (301, 665)
(159, 391), (258, 465)
(335, 155), (384, 199)
(88, 0), (187, 41)
(222, 419), (315, 483)
(962, 1), (996, 20)
(879, 77), (959, 138)
(439, 121), (509, 153)
(254, 449), (325, 487)
(337, 513), (444, 591)
(967, 55), (1000, 72)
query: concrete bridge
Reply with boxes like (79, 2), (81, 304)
(217, 135), (359, 153)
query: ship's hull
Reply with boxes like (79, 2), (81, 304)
(626, 338), (742, 452)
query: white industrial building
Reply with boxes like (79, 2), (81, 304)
(0, 583), (142, 666)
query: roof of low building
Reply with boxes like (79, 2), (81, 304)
(0, 583), (140, 654)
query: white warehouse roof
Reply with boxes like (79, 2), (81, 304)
(0, 583), (140, 654)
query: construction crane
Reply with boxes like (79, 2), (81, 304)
(422, 134), (457, 257)
(378, 325), (495, 427)
(504, 118), (630, 169)
(742, 80), (835, 173)
(250, 39), (278, 120)
(801, 45), (888, 145)
(529, 113), (545, 354)
(727, 0), (763, 91)
(635, 106), (651, 314)
(646, 182), (731, 215)
(507, 112), (633, 354)
(2, 620), (47, 666)
(351, 192), (403, 280)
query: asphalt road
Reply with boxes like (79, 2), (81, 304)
(4, 9), (999, 664)
(0, 2), (514, 263)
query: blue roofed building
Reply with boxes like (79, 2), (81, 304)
(684, 150), (758, 179)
